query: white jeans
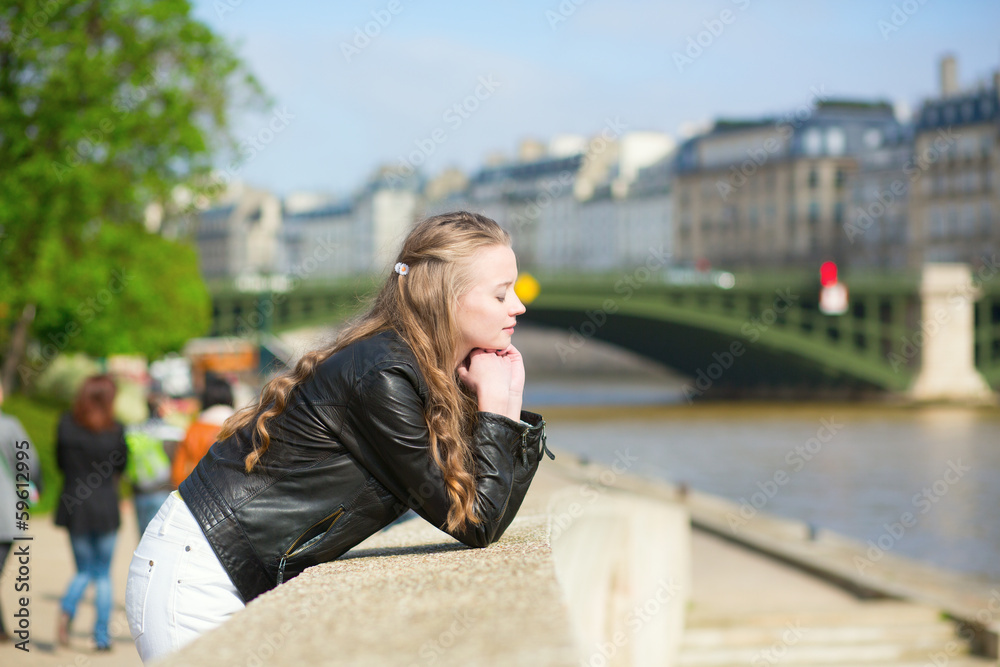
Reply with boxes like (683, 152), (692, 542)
(125, 490), (245, 663)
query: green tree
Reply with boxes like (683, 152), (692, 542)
(19, 223), (212, 385)
(0, 0), (267, 391)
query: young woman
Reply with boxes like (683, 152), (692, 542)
(126, 211), (554, 663)
(55, 374), (129, 651)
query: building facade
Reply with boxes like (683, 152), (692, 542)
(907, 58), (1000, 267)
(673, 101), (902, 270)
(844, 124), (913, 269)
(425, 133), (674, 273)
(195, 184), (283, 282)
(279, 200), (355, 282)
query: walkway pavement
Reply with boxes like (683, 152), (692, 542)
(680, 530), (994, 666)
(0, 502), (143, 666)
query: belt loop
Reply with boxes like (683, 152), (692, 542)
(158, 493), (181, 537)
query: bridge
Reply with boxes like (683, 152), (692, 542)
(208, 263), (1000, 401)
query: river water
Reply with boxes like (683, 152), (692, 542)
(523, 376), (1000, 582)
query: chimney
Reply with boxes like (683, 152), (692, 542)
(940, 54), (958, 97)
(518, 138), (546, 163)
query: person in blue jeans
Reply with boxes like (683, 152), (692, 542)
(54, 374), (129, 651)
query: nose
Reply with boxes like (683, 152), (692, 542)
(511, 291), (526, 316)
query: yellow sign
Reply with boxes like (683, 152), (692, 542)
(514, 274), (540, 304)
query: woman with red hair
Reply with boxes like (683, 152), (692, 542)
(55, 374), (129, 651)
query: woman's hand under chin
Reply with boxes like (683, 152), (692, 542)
(457, 344), (525, 421)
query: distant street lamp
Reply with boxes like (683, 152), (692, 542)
(819, 261), (849, 315)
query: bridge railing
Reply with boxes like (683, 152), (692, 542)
(206, 267), (1000, 392)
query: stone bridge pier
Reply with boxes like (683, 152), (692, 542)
(909, 263), (994, 403)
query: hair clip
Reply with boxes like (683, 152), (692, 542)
(394, 262), (409, 276)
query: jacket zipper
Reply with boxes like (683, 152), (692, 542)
(277, 506), (345, 585)
(520, 427), (529, 465)
(539, 421), (554, 460)
(519, 419), (553, 465)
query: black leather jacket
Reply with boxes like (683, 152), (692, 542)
(179, 329), (553, 603)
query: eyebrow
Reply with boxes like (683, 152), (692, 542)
(496, 280), (514, 288)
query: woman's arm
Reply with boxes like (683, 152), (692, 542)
(347, 362), (546, 548)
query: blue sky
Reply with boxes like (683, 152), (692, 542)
(190, 0), (1000, 197)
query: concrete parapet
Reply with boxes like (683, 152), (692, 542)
(550, 488), (690, 666)
(155, 456), (690, 666)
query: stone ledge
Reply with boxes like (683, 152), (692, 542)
(156, 455), (690, 666)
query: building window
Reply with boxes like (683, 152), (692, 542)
(969, 170), (981, 192)
(947, 205), (959, 237)
(863, 128), (882, 149)
(934, 173), (945, 196)
(723, 206), (738, 230)
(803, 129), (823, 156)
(808, 169), (819, 189)
(930, 206), (944, 239)
(962, 204), (976, 236)
(809, 201), (820, 224)
(826, 127), (846, 155)
(868, 217), (881, 242)
(982, 203), (994, 234)
(835, 169), (847, 189)
(833, 203), (844, 224)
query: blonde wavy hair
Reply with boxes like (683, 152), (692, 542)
(216, 211), (512, 532)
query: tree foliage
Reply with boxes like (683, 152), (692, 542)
(0, 0), (266, 387)
(24, 223), (210, 365)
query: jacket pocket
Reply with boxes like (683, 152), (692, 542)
(277, 505), (345, 585)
